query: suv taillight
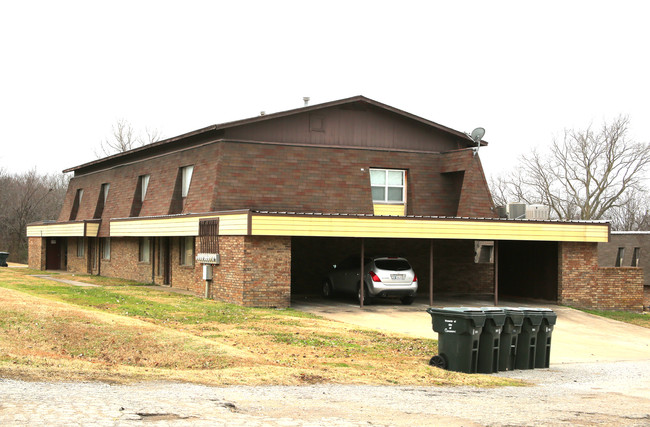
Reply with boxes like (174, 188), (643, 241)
(369, 271), (381, 282)
(413, 274), (417, 283)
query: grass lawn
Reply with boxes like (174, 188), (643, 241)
(0, 268), (520, 387)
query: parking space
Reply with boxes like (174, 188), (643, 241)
(292, 295), (650, 364)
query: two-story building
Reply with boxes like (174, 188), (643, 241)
(27, 96), (642, 311)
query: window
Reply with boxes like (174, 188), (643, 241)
(139, 237), (151, 263)
(102, 183), (110, 204)
(615, 247), (625, 267)
(179, 236), (195, 266)
(101, 238), (111, 260)
(94, 183), (110, 218)
(370, 169), (405, 203)
(76, 237), (85, 257)
(474, 241), (494, 263)
(70, 189), (83, 220)
(141, 174), (150, 201)
(181, 166), (193, 198)
(130, 175), (150, 217)
(631, 247), (640, 267)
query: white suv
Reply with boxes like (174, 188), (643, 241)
(323, 256), (418, 305)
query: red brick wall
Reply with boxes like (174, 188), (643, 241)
(214, 142), (496, 218)
(242, 236), (291, 308)
(559, 242), (644, 311)
(28, 237), (45, 270)
(67, 238), (87, 273)
(99, 238), (154, 284)
(59, 140), (496, 231)
(59, 143), (221, 236)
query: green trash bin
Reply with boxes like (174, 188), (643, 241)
(515, 308), (543, 370)
(535, 308), (557, 368)
(498, 307), (524, 371)
(427, 307), (486, 374)
(478, 307), (506, 373)
(0, 252), (8, 267)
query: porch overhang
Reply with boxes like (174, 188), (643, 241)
(26, 220), (100, 238)
(109, 210), (250, 237)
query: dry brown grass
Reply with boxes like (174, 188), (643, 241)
(0, 269), (520, 387)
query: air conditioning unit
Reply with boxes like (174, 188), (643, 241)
(495, 205), (508, 218)
(526, 204), (550, 220)
(508, 203), (526, 219)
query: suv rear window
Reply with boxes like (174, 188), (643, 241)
(374, 259), (411, 271)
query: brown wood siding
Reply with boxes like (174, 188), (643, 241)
(224, 105), (463, 152)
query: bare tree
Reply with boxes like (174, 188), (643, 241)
(608, 193), (650, 231)
(493, 116), (650, 223)
(95, 119), (162, 158)
(0, 169), (68, 262)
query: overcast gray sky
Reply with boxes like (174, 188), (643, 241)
(1, 1), (649, 183)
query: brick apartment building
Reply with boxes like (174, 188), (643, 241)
(27, 96), (643, 311)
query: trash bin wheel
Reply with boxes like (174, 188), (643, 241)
(429, 354), (447, 369)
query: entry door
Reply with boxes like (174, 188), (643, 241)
(45, 238), (62, 270)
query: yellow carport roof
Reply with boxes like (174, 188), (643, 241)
(106, 210), (610, 243)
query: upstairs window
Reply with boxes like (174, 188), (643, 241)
(615, 247), (625, 267)
(370, 169), (405, 203)
(130, 174), (150, 217)
(141, 174), (150, 201)
(169, 166), (194, 214)
(94, 183), (110, 218)
(181, 165), (193, 198)
(69, 189), (84, 220)
(631, 247), (640, 267)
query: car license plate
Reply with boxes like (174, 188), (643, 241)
(390, 274), (405, 280)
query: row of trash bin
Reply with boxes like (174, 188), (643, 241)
(427, 307), (557, 374)
(0, 252), (8, 267)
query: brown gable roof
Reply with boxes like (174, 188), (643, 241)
(64, 95), (486, 174)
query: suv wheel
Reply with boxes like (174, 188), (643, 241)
(401, 295), (415, 305)
(357, 283), (372, 305)
(322, 280), (333, 298)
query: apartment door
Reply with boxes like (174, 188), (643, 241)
(45, 238), (62, 270)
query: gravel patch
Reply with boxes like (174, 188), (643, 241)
(1, 360), (649, 426)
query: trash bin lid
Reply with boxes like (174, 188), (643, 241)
(530, 307), (557, 324)
(479, 307), (506, 325)
(427, 307), (486, 327)
(518, 307), (544, 324)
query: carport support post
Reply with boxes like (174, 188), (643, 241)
(429, 239), (434, 306)
(494, 240), (499, 306)
(360, 238), (365, 309)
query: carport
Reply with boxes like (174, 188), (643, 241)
(251, 212), (610, 307)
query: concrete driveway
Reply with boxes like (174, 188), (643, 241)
(292, 295), (650, 364)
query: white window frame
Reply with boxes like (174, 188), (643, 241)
(179, 236), (195, 266)
(370, 168), (405, 203)
(181, 166), (194, 198)
(139, 237), (151, 263)
(101, 183), (110, 204)
(77, 237), (85, 257)
(101, 238), (111, 260)
(141, 175), (150, 202)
